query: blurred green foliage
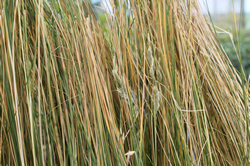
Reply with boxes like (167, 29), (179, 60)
(218, 29), (250, 77)
(98, 13), (107, 26)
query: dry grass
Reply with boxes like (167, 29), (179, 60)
(0, 0), (249, 165)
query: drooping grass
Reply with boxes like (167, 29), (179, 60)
(0, 0), (249, 165)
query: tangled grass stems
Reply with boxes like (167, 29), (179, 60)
(0, 0), (249, 165)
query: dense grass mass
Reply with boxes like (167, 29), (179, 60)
(0, 0), (249, 165)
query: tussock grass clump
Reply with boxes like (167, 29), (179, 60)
(0, 0), (249, 165)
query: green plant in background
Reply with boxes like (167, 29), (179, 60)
(207, 8), (250, 77)
(98, 13), (107, 25)
(0, 0), (249, 165)
(218, 29), (250, 76)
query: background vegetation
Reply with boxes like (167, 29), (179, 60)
(212, 11), (250, 77)
(0, 0), (249, 165)
(218, 29), (250, 76)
